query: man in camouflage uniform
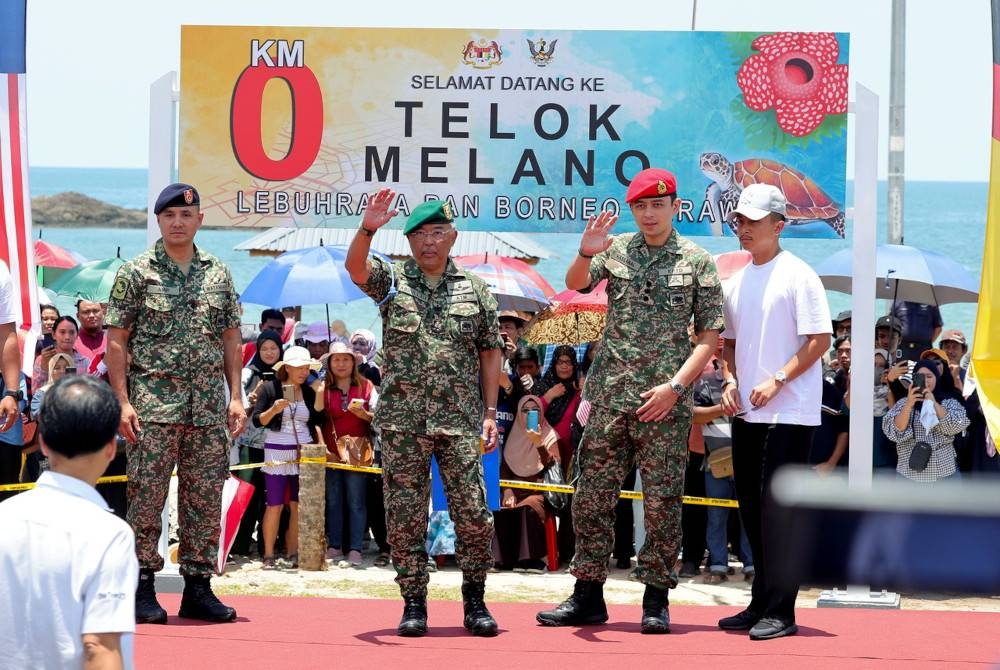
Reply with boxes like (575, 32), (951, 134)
(537, 168), (724, 634)
(105, 183), (245, 625)
(346, 191), (501, 638)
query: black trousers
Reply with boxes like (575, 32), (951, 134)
(680, 451), (707, 566)
(731, 418), (814, 622)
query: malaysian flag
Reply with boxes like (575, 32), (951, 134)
(0, 0), (39, 370)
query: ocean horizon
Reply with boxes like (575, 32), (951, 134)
(28, 167), (987, 347)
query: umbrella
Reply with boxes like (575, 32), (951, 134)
(47, 253), (125, 302)
(523, 280), (608, 345)
(714, 250), (753, 281)
(453, 254), (556, 298)
(34, 239), (85, 269)
(815, 244), (979, 305)
(454, 257), (551, 312)
(217, 475), (255, 574)
(240, 245), (371, 338)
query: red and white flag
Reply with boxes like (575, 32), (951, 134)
(0, 0), (39, 371)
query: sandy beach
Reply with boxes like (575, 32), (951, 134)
(212, 549), (1000, 613)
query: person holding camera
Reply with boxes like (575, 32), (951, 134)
(251, 346), (326, 569)
(882, 360), (969, 482)
(32, 315), (90, 390)
(346, 191), (502, 638)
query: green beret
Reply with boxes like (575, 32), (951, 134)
(403, 200), (455, 235)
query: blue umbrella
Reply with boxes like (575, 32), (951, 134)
(240, 244), (366, 307)
(815, 244), (979, 305)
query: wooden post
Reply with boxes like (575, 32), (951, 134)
(297, 444), (327, 571)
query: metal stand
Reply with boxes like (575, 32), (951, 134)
(818, 585), (900, 609)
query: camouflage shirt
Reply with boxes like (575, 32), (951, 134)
(105, 240), (240, 426)
(357, 256), (501, 436)
(584, 230), (724, 416)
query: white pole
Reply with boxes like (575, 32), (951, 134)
(848, 84), (878, 493)
(147, 71), (178, 248)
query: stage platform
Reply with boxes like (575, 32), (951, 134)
(136, 595), (997, 669)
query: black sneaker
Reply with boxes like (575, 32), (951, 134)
(749, 617), (799, 640)
(718, 608), (761, 631)
(678, 561), (700, 578)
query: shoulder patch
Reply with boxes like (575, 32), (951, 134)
(111, 276), (129, 301)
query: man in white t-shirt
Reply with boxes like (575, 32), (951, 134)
(0, 259), (22, 433)
(0, 375), (138, 669)
(717, 184), (832, 641)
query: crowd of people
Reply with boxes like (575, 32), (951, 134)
(0, 173), (997, 666)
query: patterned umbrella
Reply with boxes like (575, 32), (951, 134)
(523, 280), (608, 345)
(455, 257), (552, 312)
(453, 254), (556, 298)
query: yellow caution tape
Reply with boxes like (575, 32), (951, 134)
(0, 462), (738, 508)
(499, 479), (739, 508)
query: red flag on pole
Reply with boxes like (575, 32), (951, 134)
(0, 0), (40, 371)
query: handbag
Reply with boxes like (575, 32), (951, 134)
(908, 441), (932, 472)
(543, 460), (568, 510)
(707, 446), (734, 479)
(336, 435), (375, 468)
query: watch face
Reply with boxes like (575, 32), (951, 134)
(775, 371), (787, 383)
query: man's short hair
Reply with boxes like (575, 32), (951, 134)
(260, 308), (284, 325)
(513, 345), (540, 365)
(833, 334), (851, 350)
(38, 376), (120, 458)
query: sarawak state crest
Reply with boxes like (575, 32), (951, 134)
(527, 38), (558, 67)
(462, 39), (503, 69)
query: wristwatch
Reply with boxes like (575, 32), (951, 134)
(358, 223), (376, 237)
(2, 389), (23, 402)
(722, 377), (738, 389)
(669, 380), (688, 399)
(774, 370), (788, 385)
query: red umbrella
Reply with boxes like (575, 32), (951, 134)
(217, 475), (255, 574)
(454, 254), (556, 298)
(34, 239), (85, 269)
(714, 250), (753, 281)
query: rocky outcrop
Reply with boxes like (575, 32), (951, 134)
(32, 192), (145, 228)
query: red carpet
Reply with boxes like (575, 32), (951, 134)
(137, 595), (998, 669)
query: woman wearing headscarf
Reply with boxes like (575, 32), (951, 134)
(231, 330), (283, 557)
(350, 328), (381, 387)
(883, 360), (969, 483)
(493, 395), (560, 573)
(535, 344), (582, 562)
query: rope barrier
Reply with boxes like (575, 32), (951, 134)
(0, 459), (739, 507)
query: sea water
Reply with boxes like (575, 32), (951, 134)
(28, 167), (986, 346)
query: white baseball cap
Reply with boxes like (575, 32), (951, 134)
(725, 184), (787, 222)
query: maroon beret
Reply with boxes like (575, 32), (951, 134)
(625, 168), (677, 204)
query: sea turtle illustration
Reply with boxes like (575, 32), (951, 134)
(699, 152), (846, 238)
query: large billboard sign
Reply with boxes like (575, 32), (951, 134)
(180, 27), (849, 237)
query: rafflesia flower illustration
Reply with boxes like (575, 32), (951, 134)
(736, 32), (849, 137)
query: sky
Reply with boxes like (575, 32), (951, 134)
(23, 0), (993, 181)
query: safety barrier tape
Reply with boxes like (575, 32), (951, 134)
(499, 479), (739, 508)
(0, 460), (739, 507)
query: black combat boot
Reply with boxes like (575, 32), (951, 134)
(640, 584), (670, 634)
(177, 575), (237, 622)
(535, 580), (608, 626)
(461, 581), (498, 637)
(135, 568), (168, 624)
(397, 595), (428, 637)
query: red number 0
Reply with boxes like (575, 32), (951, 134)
(230, 65), (324, 181)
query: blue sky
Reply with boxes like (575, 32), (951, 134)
(23, 0), (992, 181)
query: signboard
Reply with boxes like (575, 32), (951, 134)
(180, 27), (849, 237)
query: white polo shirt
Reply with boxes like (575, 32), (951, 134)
(0, 260), (16, 324)
(0, 471), (138, 669)
(722, 250), (832, 427)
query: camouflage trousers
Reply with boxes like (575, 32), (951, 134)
(571, 405), (689, 589)
(381, 430), (494, 598)
(127, 422), (230, 576)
